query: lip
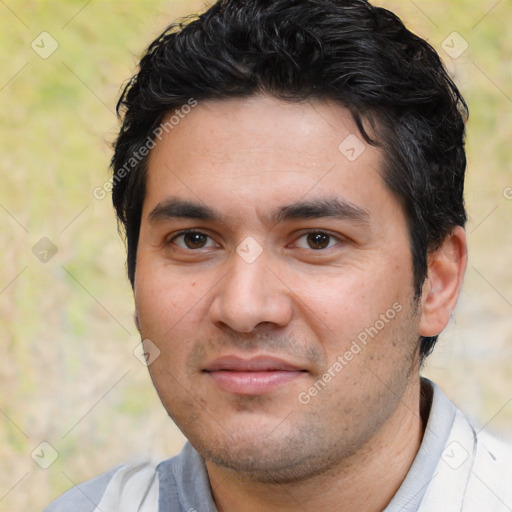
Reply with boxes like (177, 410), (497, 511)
(203, 355), (306, 395)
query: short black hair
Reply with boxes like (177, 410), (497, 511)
(111, 0), (468, 359)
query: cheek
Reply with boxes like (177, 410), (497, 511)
(294, 264), (405, 344)
(134, 263), (209, 337)
(134, 269), (212, 390)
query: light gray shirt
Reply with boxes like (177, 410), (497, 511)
(43, 379), (512, 511)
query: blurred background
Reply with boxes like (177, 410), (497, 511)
(0, 0), (510, 509)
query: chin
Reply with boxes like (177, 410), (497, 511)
(205, 441), (344, 484)
(190, 420), (350, 484)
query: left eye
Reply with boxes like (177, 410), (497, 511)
(294, 232), (340, 250)
(171, 232), (217, 249)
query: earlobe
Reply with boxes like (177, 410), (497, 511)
(134, 311), (141, 333)
(419, 226), (468, 337)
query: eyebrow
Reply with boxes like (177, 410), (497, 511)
(270, 198), (369, 225)
(148, 198), (219, 223)
(147, 197), (369, 225)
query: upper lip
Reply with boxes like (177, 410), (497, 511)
(203, 355), (304, 372)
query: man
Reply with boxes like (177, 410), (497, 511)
(44, 0), (512, 510)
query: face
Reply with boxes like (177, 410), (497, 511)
(135, 95), (422, 483)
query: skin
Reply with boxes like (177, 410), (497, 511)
(134, 95), (467, 511)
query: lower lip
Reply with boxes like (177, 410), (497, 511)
(207, 370), (304, 395)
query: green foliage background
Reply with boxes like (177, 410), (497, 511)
(1, 0), (510, 509)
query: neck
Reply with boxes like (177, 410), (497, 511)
(206, 377), (427, 512)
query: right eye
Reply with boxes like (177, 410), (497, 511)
(170, 231), (218, 250)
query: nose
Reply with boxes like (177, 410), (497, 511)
(209, 250), (294, 334)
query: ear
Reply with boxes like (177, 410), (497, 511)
(134, 311), (141, 333)
(419, 226), (468, 337)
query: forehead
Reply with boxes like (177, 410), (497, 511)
(144, 95), (391, 221)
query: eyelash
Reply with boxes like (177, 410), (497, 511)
(168, 230), (343, 251)
(169, 230), (218, 249)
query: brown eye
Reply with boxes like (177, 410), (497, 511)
(183, 233), (208, 249)
(293, 231), (340, 251)
(172, 232), (216, 249)
(306, 232), (331, 250)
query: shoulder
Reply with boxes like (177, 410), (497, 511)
(418, 382), (512, 511)
(43, 465), (121, 512)
(42, 444), (212, 512)
(467, 429), (512, 509)
(444, 408), (512, 510)
(42, 460), (159, 512)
